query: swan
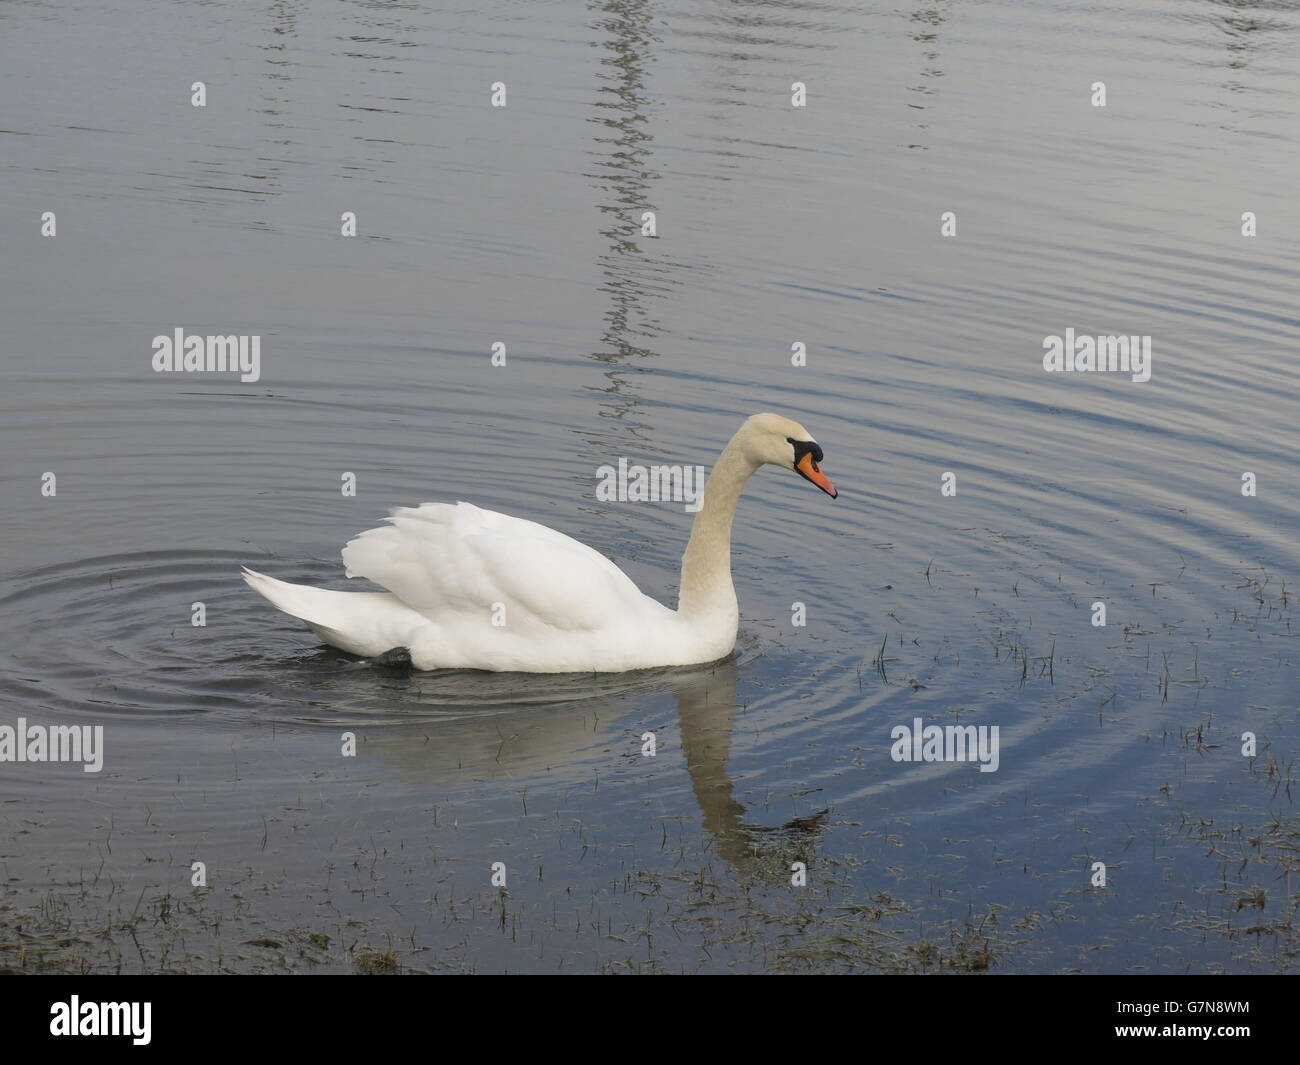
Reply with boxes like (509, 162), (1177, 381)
(242, 412), (837, 673)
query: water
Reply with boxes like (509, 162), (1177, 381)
(1, 0), (1297, 973)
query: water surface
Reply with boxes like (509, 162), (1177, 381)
(1, 0), (1297, 972)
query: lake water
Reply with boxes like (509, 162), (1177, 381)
(1, 0), (1297, 973)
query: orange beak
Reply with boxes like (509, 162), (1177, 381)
(795, 452), (837, 498)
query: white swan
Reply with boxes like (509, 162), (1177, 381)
(242, 412), (836, 673)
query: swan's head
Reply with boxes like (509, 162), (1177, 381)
(740, 412), (837, 499)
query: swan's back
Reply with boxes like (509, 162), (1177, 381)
(342, 502), (642, 626)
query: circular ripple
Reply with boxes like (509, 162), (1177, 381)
(0, 549), (764, 729)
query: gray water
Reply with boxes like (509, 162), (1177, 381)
(1, 0), (1297, 973)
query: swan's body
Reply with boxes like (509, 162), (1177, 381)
(243, 413), (836, 673)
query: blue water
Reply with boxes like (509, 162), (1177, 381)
(0, 0), (1296, 972)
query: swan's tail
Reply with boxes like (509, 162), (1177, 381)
(241, 567), (427, 658)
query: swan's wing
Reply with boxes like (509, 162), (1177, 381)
(340, 501), (656, 632)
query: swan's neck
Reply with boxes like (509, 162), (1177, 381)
(678, 433), (756, 619)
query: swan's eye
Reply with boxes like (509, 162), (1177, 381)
(787, 437), (824, 469)
(788, 437), (837, 498)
